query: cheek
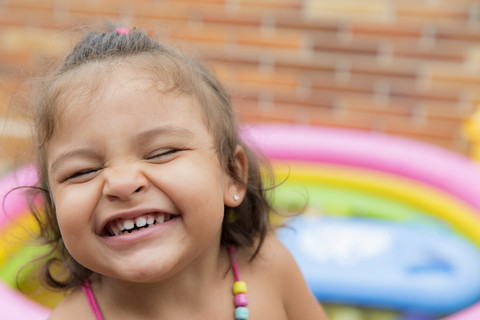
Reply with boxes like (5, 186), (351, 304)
(54, 192), (98, 265)
(53, 186), (98, 237)
(158, 163), (227, 219)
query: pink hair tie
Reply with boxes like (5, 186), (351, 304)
(116, 27), (130, 35)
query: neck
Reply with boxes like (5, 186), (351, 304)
(93, 244), (233, 319)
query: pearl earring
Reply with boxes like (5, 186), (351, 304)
(233, 194), (240, 201)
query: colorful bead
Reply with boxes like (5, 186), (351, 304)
(233, 281), (247, 294)
(235, 306), (249, 319)
(234, 293), (248, 307)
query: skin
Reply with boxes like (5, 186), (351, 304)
(46, 63), (328, 319)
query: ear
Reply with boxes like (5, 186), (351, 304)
(224, 145), (248, 207)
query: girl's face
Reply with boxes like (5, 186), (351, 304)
(45, 65), (245, 282)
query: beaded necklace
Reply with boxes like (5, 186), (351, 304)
(228, 245), (249, 320)
(82, 246), (249, 320)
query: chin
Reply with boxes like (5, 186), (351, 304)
(107, 263), (176, 284)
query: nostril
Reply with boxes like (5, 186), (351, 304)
(134, 186), (143, 193)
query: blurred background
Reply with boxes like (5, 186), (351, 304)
(1, 1), (480, 320)
(1, 0), (480, 170)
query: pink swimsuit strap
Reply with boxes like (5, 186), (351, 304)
(82, 280), (104, 320)
(82, 245), (242, 320)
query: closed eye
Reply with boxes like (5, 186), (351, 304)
(65, 168), (100, 182)
(146, 148), (182, 161)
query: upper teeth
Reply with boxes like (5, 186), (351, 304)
(136, 216), (147, 227)
(107, 214), (170, 236)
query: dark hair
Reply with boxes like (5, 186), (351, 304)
(29, 26), (276, 290)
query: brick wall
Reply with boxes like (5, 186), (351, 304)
(1, 0), (479, 173)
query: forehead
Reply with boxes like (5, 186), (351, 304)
(46, 65), (214, 156)
(53, 60), (207, 129)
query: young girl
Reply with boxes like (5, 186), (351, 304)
(27, 25), (328, 319)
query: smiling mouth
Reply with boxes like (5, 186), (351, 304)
(105, 213), (173, 236)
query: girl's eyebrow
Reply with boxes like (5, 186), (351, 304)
(135, 126), (194, 144)
(50, 148), (100, 173)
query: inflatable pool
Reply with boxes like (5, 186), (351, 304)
(243, 124), (480, 213)
(273, 181), (447, 226)
(0, 166), (51, 319)
(0, 281), (50, 320)
(277, 215), (480, 315)
(273, 163), (480, 248)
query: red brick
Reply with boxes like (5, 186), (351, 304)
(385, 114), (460, 137)
(3, 0), (55, 11)
(344, 97), (414, 117)
(274, 94), (335, 110)
(274, 58), (335, 74)
(311, 81), (374, 97)
(351, 64), (418, 80)
(236, 28), (303, 50)
(236, 67), (299, 87)
(152, 0), (227, 21)
(209, 63), (239, 84)
(396, 3), (469, 21)
(48, 1), (112, 16)
(234, 88), (337, 117)
(205, 51), (261, 67)
(393, 45), (465, 63)
(169, 25), (227, 45)
(305, 1), (390, 21)
(390, 88), (459, 104)
(134, 1), (260, 23)
(239, 0), (302, 12)
(351, 22), (422, 40)
(234, 101), (302, 125)
(424, 102), (471, 122)
(429, 79), (480, 95)
(0, 51), (31, 68)
(436, 29), (480, 43)
(1, 27), (71, 58)
(0, 135), (32, 163)
(430, 71), (480, 86)
(201, 12), (262, 27)
(276, 16), (339, 33)
(165, 0), (226, 4)
(308, 108), (375, 131)
(345, 97), (471, 123)
(313, 40), (378, 57)
(0, 7), (63, 30)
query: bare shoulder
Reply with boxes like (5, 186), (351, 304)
(250, 234), (329, 320)
(255, 233), (297, 266)
(48, 288), (95, 320)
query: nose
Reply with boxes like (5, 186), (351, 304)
(102, 165), (148, 201)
